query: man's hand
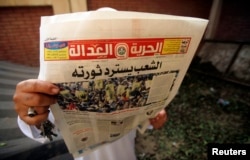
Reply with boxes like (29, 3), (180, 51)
(13, 79), (59, 126)
(149, 109), (167, 129)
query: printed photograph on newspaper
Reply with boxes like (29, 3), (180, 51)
(38, 9), (208, 158)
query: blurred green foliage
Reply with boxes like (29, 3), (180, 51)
(136, 70), (250, 160)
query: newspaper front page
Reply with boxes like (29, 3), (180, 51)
(38, 10), (208, 158)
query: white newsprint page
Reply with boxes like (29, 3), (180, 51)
(38, 10), (208, 158)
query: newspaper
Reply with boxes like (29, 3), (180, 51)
(38, 10), (208, 158)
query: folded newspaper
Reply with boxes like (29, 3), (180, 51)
(38, 9), (208, 158)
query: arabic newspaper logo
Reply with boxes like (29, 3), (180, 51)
(44, 38), (191, 61)
(115, 43), (128, 59)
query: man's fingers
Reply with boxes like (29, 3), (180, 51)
(149, 109), (168, 129)
(19, 110), (50, 126)
(16, 103), (50, 126)
(16, 79), (59, 95)
(13, 92), (57, 107)
(15, 104), (50, 117)
(13, 79), (58, 126)
(157, 110), (168, 121)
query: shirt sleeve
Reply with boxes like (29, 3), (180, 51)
(17, 111), (57, 143)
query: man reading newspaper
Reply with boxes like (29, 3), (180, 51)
(13, 7), (207, 160)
